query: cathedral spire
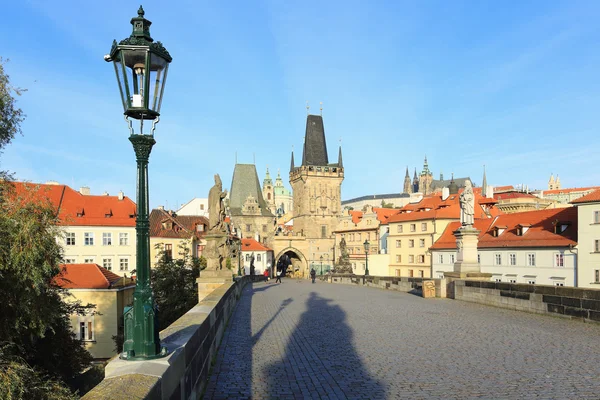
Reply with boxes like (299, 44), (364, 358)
(338, 146), (343, 168)
(403, 166), (412, 194)
(482, 165), (488, 197)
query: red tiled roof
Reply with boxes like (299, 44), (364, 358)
(494, 185), (515, 192)
(372, 207), (401, 222)
(149, 209), (209, 239)
(387, 191), (496, 223)
(544, 186), (600, 195)
(10, 182), (136, 227)
(430, 208), (577, 250)
(53, 264), (132, 289)
(241, 238), (271, 251)
(349, 210), (363, 224)
(571, 189), (600, 204)
(494, 192), (537, 200)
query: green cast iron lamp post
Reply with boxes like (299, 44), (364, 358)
(105, 6), (172, 360)
(363, 239), (370, 277)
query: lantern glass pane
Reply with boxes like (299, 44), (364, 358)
(149, 53), (169, 113)
(113, 59), (127, 111)
(121, 48), (148, 108)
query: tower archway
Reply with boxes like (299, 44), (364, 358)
(275, 247), (308, 277)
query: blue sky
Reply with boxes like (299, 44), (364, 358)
(2, 0), (600, 208)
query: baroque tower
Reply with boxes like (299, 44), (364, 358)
(403, 167), (412, 194)
(290, 114), (343, 241)
(262, 167), (275, 213)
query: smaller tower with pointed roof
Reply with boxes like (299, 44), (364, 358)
(403, 167), (412, 194)
(262, 167), (275, 213)
(548, 174), (555, 190)
(482, 165), (488, 197)
(419, 156), (434, 195)
(412, 168), (419, 193)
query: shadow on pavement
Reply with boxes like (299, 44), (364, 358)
(265, 291), (385, 398)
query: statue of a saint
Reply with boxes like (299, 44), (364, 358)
(459, 180), (475, 227)
(208, 174), (228, 233)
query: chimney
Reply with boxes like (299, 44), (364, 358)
(442, 187), (450, 201)
(158, 205), (165, 210)
(487, 186), (494, 199)
(45, 180), (60, 185)
(118, 190), (124, 201)
(103, 191), (109, 196)
(79, 186), (90, 195)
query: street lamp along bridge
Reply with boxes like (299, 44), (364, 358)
(105, 5), (172, 360)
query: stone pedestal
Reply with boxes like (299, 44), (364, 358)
(196, 270), (233, 303)
(422, 280), (436, 298)
(453, 226), (481, 273)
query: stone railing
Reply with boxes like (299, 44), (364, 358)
(83, 276), (250, 400)
(326, 274), (446, 298)
(452, 280), (600, 324)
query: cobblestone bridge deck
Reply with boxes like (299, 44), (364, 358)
(204, 279), (600, 399)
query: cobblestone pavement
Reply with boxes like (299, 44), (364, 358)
(203, 279), (600, 399)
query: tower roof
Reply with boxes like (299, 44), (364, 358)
(229, 164), (274, 217)
(302, 114), (329, 166)
(482, 165), (488, 197)
(264, 167), (272, 185)
(338, 146), (343, 168)
(405, 167), (410, 178)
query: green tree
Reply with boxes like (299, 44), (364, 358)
(151, 241), (204, 330)
(0, 58), (92, 397)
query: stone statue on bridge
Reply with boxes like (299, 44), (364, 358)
(335, 237), (352, 273)
(208, 174), (228, 233)
(459, 180), (475, 227)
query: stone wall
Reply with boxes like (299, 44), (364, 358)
(327, 274), (446, 298)
(83, 276), (250, 400)
(452, 280), (600, 323)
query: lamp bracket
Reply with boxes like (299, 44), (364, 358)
(150, 116), (160, 136)
(124, 115), (134, 136)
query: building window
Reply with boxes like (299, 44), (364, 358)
(509, 253), (516, 266)
(494, 277), (502, 283)
(395, 269), (401, 277)
(409, 269), (414, 277)
(421, 223), (427, 231)
(410, 224), (416, 232)
(396, 255), (401, 263)
(257, 254), (262, 262)
(409, 255), (414, 263)
(397, 225), (403, 233)
(103, 258), (112, 271)
(103, 232), (112, 246)
(262, 225), (267, 232)
(78, 315), (94, 341)
(64, 258), (76, 264)
(477, 254), (480, 264)
(84, 258), (94, 263)
(419, 270), (424, 278)
(358, 233), (362, 241)
(449, 254), (455, 264)
(554, 281), (565, 287)
(418, 255), (425, 263)
(495, 253), (502, 266)
(554, 253), (564, 267)
(84, 232), (94, 246)
(438, 273), (444, 279)
(509, 279), (517, 283)
(246, 224), (251, 232)
(395, 240), (401, 248)
(595, 211), (600, 223)
(164, 244), (173, 261)
(419, 239), (425, 248)
(119, 258), (129, 271)
(119, 233), (129, 246)
(595, 240), (600, 253)
(409, 239), (414, 248)
(197, 224), (204, 232)
(439, 254), (444, 264)
(65, 232), (76, 246)
(321, 225), (327, 238)
(595, 270), (600, 283)
(527, 253), (536, 266)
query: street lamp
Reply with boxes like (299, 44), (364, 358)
(320, 255), (323, 275)
(238, 239), (242, 276)
(106, 6), (172, 360)
(363, 239), (370, 277)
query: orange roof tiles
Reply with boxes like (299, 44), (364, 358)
(372, 207), (401, 222)
(241, 238), (272, 251)
(149, 209), (209, 239)
(571, 189), (600, 204)
(10, 182), (136, 227)
(53, 264), (133, 289)
(544, 186), (600, 195)
(430, 208), (577, 250)
(494, 192), (537, 200)
(349, 210), (363, 224)
(494, 185), (515, 192)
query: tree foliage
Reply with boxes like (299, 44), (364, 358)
(0, 58), (25, 153)
(151, 241), (205, 330)
(0, 181), (93, 395)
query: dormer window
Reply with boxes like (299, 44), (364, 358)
(554, 222), (570, 234)
(196, 224), (205, 232)
(516, 224), (530, 236)
(162, 221), (173, 230)
(76, 207), (85, 217)
(104, 208), (112, 218)
(492, 226), (507, 237)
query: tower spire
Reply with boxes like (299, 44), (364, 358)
(290, 150), (295, 173)
(338, 145), (343, 168)
(482, 165), (488, 197)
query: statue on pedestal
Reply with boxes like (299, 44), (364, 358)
(459, 180), (475, 227)
(335, 237), (352, 273)
(208, 174), (228, 233)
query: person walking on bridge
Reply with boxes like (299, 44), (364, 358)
(310, 268), (316, 284)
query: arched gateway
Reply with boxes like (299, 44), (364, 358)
(274, 248), (308, 277)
